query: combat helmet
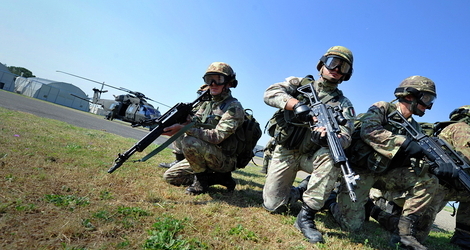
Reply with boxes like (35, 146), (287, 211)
(203, 62), (238, 88)
(394, 76), (437, 117)
(316, 46), (354, 81)
(449, 105), (470, 123)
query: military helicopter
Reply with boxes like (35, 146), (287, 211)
(57, 70), (169, 129)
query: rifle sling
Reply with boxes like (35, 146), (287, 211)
(136, 122), (195, 162)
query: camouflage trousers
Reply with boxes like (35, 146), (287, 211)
(331, 167), (438, 232)
(163, 159), (194, 186)
(181, 135), (236, 173)
(170, 135), (184, 155)
(373, 185), (470, 242)
(263, 144), (338, 212)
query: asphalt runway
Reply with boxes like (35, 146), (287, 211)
(0, 89), (170, 146)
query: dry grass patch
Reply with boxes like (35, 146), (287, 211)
(0, 107), (459, 250)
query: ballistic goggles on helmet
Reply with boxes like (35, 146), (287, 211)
(321, 56), (352, 75)
(202, 73), (229, 86)
(417, 92), (436, 109)
(395, 87), (436, 109)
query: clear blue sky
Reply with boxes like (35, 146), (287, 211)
(2, 0), (470, 146)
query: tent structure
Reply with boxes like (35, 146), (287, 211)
(14, 77), (90, 112)
(0, 63), (17, 92)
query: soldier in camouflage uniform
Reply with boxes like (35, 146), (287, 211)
(263, 46), (356, 244)
(159, 84), (209, 169)
(260, 137), (276, 174)
(162, 62), (244, 195)
(367, 105), (470, 250)
(328, 75), (440, 250)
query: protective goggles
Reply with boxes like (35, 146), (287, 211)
(417, 92), (436, 109)
(322, 56), (352, 75)
(202, 74), (228, 86)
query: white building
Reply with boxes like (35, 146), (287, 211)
(14, 77), (90, 112)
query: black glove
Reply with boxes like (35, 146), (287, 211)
(293, 102), (312, 122)
(430, 162), (459, 179)
(401, 138), (424, 159)
(311, 130), (328, 147)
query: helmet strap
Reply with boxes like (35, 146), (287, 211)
(319, 66), (343, 84)
(411, 100), (425, 117)
(399, 96), (424, 117)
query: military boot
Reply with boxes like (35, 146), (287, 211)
(185, 172), (209, 195)
(159, 153), (185, 168)
(289, 175), (311, 204)
(391, 214), (427, 250)
(366, 200), (399, 232)
(207, 172), (236, 191)
(294, 204), (324, 244)
(450, 224), (470, 250)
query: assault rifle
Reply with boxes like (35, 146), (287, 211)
(108, 90), (211, 173)
(388, 110), (470, 192)
(297, 79), (360, 202)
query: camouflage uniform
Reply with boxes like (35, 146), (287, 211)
(163, 89), (244, 173)
(260, 137), (276, 174)
(330, 101), (438, 236)
(163, 159), (194, 186)
(263, 76), (355, 212)
(159, 84), (208, 169)
(371, 120), (470, 248)
(162, 62), (244, 195)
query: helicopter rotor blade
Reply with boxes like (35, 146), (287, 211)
(118, 87), (133, 94)
(149, 99), (172, 108)
(56, 70), (121, 91)
(57, 70), (172, 108)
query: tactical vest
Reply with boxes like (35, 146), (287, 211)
(199, 97), (262, 168)
(199, 98), (240, 156)
(348, 102), (414, 174)
(267, 76), (345, 154)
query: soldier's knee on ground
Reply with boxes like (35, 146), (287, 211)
(263, 203), (288, 214)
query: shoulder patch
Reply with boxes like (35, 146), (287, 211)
(347, 107), (356, 118)
(289, 78), (300, 86)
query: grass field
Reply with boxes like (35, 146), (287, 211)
(0, 107), (459, 249)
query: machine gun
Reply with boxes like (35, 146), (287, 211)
(108, 90), (211, 173)
(297, 80), (360, 202)
(388, 110), (470, 192)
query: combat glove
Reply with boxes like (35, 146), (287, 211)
(293, 102), (312, 122)
(430, 162), (459, 179)
(311, 130), (328, 147)
(401, 138), (424, 159)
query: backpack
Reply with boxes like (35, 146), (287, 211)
(215, 98), (262, 169)
(235, 109), (262, 168)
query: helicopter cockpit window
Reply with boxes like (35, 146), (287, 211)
(141, 105), (159, 119)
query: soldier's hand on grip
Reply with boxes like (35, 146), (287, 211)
(401, 138), (425, 159)
(311, 129), (328, 147)
(430, 162), (459, 179)
(293, 102), (312, 122)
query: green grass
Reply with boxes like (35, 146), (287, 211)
(0, 107), (459, 249)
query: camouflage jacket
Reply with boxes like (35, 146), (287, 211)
(186, 90), (245, 148)
(351, 101), (423, 173)
(438, 121), (470, 163)
(264, 76), (355, 152)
